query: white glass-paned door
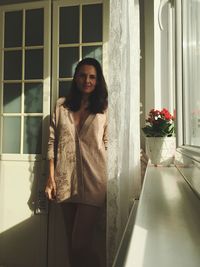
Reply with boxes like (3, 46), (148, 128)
(53, 0), (103, 100)
(0, 2), (50, 267)
(1, 3), (50, 156)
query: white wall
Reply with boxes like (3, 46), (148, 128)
(140, 0), (176, 153)
(142, 0), (175, 117)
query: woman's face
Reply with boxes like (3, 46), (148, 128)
(75, 64), (97, 95)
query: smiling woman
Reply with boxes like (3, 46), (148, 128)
(45, 58), (108, 267)
(75, 65), (97, 94)
(0, 0), (109, 266)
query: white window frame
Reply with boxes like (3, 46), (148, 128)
(175, 0), (200, 162)
(0, 1), (51, 161)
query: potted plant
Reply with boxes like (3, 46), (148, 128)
(142, 108), (176, 166)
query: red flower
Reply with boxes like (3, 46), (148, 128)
(142, 108), (175, 137)
(160, 108), (172, 120)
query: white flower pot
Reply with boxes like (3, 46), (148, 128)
(145, 137), (176, 166)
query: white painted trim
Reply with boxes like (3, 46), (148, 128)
(0, 9), (4, 154)
(52, 1), (59, 108)
(53, 0), (102, 6)
(42, 0), (51, 155)
(153, 0), (161, 109)
(175, 0), (183, 147)
(102, 0), (109, 82)
(0, 153), (43, 161)
(3, 46), (45, 51)
(79, 4), (83, 60)
(181, 0), (193, 147)
(21, 8), (25, 154)
(58, 42), (103, 47)
(2, 113), (43, 116)
(168, 4), (175, 114)
(3, 79), (46, 83)
(0, 0), (50, 11)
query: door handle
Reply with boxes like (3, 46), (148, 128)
(158, 0), (172, 30)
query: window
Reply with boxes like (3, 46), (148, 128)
(0, 3), (50, 156)
(52, 1), (103, 100)
(182, 0), (200, 147)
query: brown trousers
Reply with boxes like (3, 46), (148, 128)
(61, 202), (101, 267)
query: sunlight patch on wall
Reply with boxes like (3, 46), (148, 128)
(0, 161), (36, 233)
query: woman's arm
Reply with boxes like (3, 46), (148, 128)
(45, 104), (58, 200)
(45, 159), (56, 200)
(103, 111), (108, 150)
(103, 123), (108, 150)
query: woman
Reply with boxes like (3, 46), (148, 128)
(45, 57), (108, 267)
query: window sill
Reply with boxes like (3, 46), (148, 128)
(176, 145), (200, 163)
(123, 165), (200, 267)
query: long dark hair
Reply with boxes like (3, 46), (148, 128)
(64, 58), (108, 114)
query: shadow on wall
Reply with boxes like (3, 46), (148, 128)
(0, 216), (47, 267)
(26, 115), (50, 214)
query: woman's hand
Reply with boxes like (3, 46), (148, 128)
(45, 177), (56, 200)
(45, 159), (56, 200)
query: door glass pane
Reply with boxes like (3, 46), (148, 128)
(4, 11), (23, 48)
(24, 83), (43, 113)
(4, 50), (22, 80)
(59, 47), (79, 78)
(3, 117), (21, 153)
(59, 6), (79, 44)
(59, 81), (71, 97)
(25, 49), (43, 79)
(82, 46), (102, 64)
(25, 8), (44, 46)
(3, 83), (21, 113)
(82, 4), (102, 42)
(23, 116), (42, 154)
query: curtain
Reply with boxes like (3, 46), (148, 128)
(107, 0), (141, 265)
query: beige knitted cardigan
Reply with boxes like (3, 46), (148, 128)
(47, 98), (108, 207)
